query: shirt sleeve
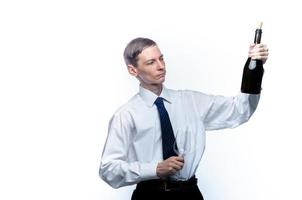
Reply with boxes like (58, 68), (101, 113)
(199, 57), (263, 130)
(99, 112), (158, 189)
(196, 92), (261, 131)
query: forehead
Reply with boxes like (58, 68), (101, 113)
(138, 45), (162, 61)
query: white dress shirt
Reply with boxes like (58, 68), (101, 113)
(99, 86), (260, 188)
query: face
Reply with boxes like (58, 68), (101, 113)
(128, 45), (166, 89)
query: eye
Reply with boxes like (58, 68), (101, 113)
(146, 61), (154, 65)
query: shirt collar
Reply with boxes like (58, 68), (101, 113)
(139, 85), (172, 107)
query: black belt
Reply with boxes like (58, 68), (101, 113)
(136, 176), (197, 192)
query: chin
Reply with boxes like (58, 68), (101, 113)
(158, 79), (165, 84)
(158, 76), (166, 82)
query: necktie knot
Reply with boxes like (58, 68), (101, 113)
(154, 97), (164, 107)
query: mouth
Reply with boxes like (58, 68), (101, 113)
(157, 72), (166, 78)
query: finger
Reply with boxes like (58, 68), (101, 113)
(248, 53), (268, 59)
(260, 48), (269, 53)
(166, 167), (177, 176)
(249, 51), (269, 58)
(249, 43), (256, 48)
(250, 55), (268, 60)
(256, 47), (269, 53)
(249, 43), (256, 51)
(254, 44), (266, 48)
(175, 156), (184, 162)
(248, 54), (269, 60)
(169, 162), (183, 171)
(169, 159), (183, 166)
(249, 47), (268, 54)
(169, 159), (184, 168)
(249, 44), (268, 54)
(250, 52), (269, 57)
(173, 160), (184, 169)
(167, 156), (182, 162)
(250, 51), (269, 57)
(168, 156), (184, 163)
(249, 43), (265, 51)
(167, 162), (180, 171)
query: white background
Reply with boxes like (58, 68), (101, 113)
(1, 0), (302, 199)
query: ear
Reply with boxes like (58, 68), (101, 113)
(127, 64), (138, 77)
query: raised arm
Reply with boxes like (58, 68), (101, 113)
(202, 44), (268, 130)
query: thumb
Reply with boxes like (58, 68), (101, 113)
(249, 43), (256, 50)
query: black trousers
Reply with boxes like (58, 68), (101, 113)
(131, 178), (204, 200)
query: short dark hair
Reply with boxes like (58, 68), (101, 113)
(123, 37), (157, 67)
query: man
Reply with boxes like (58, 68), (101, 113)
(99, 38), (269, 200)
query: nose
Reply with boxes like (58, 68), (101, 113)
(157, 59), (165, 70)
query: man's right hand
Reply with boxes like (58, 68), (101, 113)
(156, 156), (184, 179)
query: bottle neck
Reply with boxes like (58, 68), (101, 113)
(254, 29), (262, 44)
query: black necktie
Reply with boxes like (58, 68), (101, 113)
(154, 97), (178, 160)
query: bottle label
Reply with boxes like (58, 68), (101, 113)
(249, 60), (257, 70)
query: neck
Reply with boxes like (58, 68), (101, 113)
(140, 83), (163, 96)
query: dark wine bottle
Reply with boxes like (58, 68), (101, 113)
(241, 22), (264, 94)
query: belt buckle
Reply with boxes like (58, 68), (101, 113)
(163, 181), (172, 192)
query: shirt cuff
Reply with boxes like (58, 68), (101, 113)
(140, 162), (159, 181)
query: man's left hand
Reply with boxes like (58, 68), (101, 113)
(248, 44), (269, 64)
